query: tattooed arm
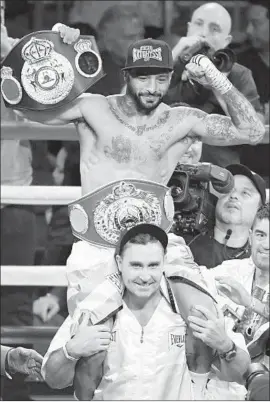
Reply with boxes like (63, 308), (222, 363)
(174, 89), (265, 146)
(174, 55), (265, 146)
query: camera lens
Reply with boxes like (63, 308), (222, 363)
(212, 48), (236, 73)
(171, 186), (183, 198)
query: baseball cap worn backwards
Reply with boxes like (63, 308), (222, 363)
(226, 164), (266, 204)
(122, 38), (174, 71)
(115, 223), (168, 256)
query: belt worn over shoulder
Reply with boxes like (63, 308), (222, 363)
(1, 31), (104, 111)
(68, 179), (175, 248)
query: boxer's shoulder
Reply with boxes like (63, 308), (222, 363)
(79, 93), (107, 110)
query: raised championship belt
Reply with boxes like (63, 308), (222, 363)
(0, 31), (104, 111)
(68, 179), (174, 248)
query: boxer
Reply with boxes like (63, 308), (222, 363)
(1, 25), (265, 399)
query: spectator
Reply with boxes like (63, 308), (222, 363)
(165, 2), (263, 168)
(33, 142), (80, 326)
(90, 4), (144, 95)
(42, 224), (250, 400)
(197, 203), (269, 347)
(1, 23), (37, 402)
(1, 345), (43, 381)
(237, 0), (269, 186)
(189, 164), (266, 268)
(68, 1), (165, 40)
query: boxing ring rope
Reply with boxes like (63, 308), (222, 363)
(1, 121), (269, 346)
(1, 185), (81, 205)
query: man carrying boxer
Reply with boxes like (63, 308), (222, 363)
(42, 224), (250, 400)
(1, 24), (265, 399)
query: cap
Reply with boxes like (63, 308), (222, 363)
(115, 223), (168, 256)
(122, 38), (173, 71)
(226, 164), (266, 204)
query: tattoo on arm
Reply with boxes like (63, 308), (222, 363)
(222, 87), (265, 144)
(175, 97), (264, 146)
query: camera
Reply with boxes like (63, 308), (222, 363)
(168, 163), (234, 236)
(179, 40), (236, 73)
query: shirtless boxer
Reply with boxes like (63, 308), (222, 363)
(3, 24), (265, 400)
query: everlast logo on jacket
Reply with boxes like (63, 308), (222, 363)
(168, 332), (185, 349)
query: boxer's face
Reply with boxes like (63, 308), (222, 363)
(250, 217), (269, 271)
(126, 69), (172, 112)
(116, 242), (164, 301)
(246, 5), (269, 50)
(215, 175), (261, 227)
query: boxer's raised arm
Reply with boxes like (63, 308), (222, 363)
(173, 54), (265, 146)
(11, 96), (86, 126)
(174, 101), (265, 146)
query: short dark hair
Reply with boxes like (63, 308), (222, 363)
(116, 224), (168, 256)
(119, 233), (163, 256)
(254, 202), (269, 223)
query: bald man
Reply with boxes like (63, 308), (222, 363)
(165, 2), (263, 168)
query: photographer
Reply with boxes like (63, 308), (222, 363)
(165, 2), (263, 168)
(197, 203), (269, 348)
(189, 164), (266, 268)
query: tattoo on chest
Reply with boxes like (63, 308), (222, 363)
(150, 131), (172, 159)
(109, 104), (170, 136)
(104, 135), (132, 163)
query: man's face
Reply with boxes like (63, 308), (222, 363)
(105, 18), (144, 62)
(117, 242), (164, 301)
(178, 140), (202, 164)
(250, 218), (269, 271)
(216, 175), (261, 227)
(246, 5), (269, 50)
(126, 69), (172, 112)
(187, 5), (232, 50)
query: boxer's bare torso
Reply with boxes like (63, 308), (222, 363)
(74, 94), (199, 195)
(18, 85), (263, 196)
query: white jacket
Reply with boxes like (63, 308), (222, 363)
(94, 297), (194, 400)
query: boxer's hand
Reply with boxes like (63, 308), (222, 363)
(7, 347), (43, 380)
(184, 55), (215, 87)
(52, 23), (80, 45)
(66, 311), (111, 359)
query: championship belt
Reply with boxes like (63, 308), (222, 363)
(0, 31), (104, 110)
(68, 179), (174, 248)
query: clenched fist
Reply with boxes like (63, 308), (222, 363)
(184, 54), (232, 94)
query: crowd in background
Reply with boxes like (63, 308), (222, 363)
(0, 0), (269, 400)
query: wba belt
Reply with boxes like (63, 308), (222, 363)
(68, 179), (174, 248)
(1, 31), (104, 111)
